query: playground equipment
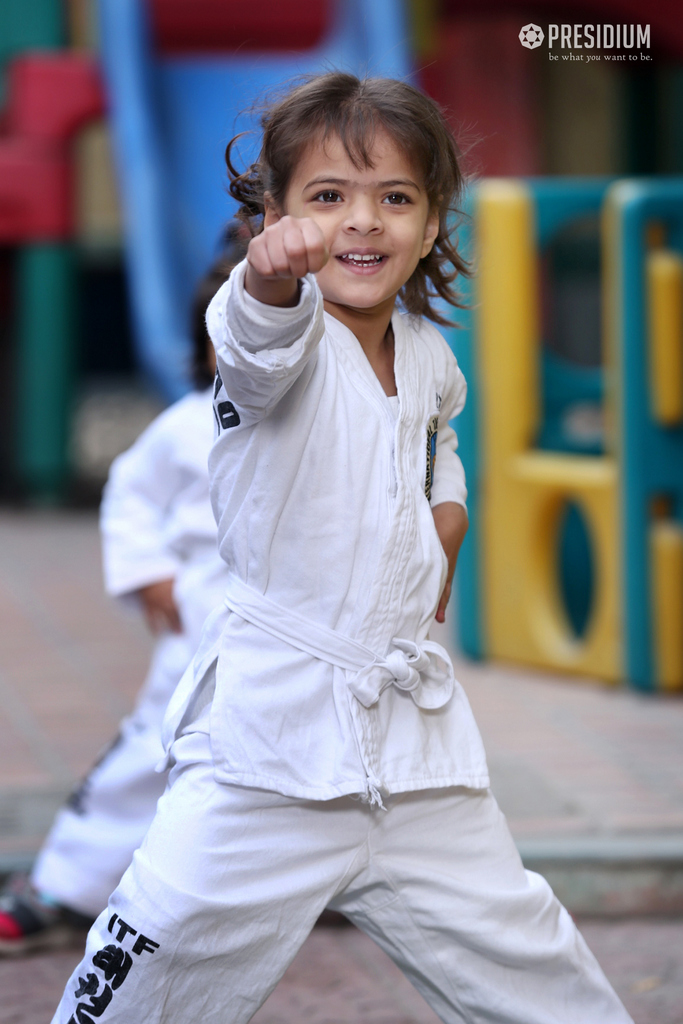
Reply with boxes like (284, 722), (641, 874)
(96, 0), (412, 402)
(0, 1), (104, 500)
(451, 178), (683, 692)
(605, 181), (683, 691)
(4, 55), (104, 499)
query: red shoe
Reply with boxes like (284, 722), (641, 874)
(0, 874), (94, 956)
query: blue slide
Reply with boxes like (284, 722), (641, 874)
(97, 0), (412, 400)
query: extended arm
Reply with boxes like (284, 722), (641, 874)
(207, 216), (329, 422)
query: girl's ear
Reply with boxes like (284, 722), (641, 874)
(421, 209), (440, 259)
(263, 192), (281, 228)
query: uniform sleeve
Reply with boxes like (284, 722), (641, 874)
(430, 352), (468, 511)
(100, 414), (184, 599)
(206, 258), (325, 421)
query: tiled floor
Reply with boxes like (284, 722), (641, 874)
(2, 510), (683, 1023)
(2, 509), (683, 863)
(0, 511), (152, 865)
(4, 919), (683, 1024)
(458, 658), (683, 844)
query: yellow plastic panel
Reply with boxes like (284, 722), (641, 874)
(647, 249), (683, 425)
(476, 181), (621, 681)
(477, 180), (539, 466)
(650, 520), (683, 690)
(506, 453), (621, 677)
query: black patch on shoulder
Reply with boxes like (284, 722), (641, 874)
(217, 401), (240, 430)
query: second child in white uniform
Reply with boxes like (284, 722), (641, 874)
(0, 256), (241, 953)
(30, 385), (226, 918)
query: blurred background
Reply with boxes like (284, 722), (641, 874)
(1, 2), (683, 1020)
(1, 0), (680, 693)
(1, 0), (681, 505)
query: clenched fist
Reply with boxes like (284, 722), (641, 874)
(245, 215), (328, 307)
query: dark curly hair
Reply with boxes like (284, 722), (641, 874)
(226, 72), (469, 326)
(191, 221), (249, 388)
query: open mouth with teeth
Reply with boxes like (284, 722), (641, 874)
(337, 253), (386, 267)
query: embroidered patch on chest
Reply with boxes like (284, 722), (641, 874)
(425, 415), (439, 501)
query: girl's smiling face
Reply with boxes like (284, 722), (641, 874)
(274, 129), (439, 320)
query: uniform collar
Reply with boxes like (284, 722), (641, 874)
(323, 307), (408, 410)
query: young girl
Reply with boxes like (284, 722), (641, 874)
(53, 74), (631, 1024)
(0, 253), (241, 955)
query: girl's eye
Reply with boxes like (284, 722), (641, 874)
(384, 193), (410, 205)
(314, 190), (342, 203)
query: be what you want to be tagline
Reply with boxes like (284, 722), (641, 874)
(519, 22), (653, 62)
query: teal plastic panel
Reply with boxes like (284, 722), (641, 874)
(608, 179), (683, 690)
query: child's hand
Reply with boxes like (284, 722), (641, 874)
(245, 215), (328, 306)
(432, 502), (468, 624)
(137, 578), (182, 635)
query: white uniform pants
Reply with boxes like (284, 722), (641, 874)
(32, 634), (190, 917)
(52, 719), (632, 1024)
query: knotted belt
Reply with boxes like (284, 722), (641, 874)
(223, 575), (455, 711)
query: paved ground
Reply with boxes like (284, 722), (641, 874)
(0, 511), (150, 870)
(3, 510), (683, 866)
(1, 510), (683, 1021)
(2, 918), (682, 1024)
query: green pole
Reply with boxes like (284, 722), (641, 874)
(2, 0), (72, 502)
(15, 244), (77, 502)
(0, 0), (65, 101)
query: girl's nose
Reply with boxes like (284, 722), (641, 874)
(343, 195), (382, 234)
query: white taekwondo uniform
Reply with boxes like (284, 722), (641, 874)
(53, 261), (632, 1024)
(33, 388), (229, 918)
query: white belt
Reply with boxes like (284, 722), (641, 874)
(223, 575), (455, 711)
